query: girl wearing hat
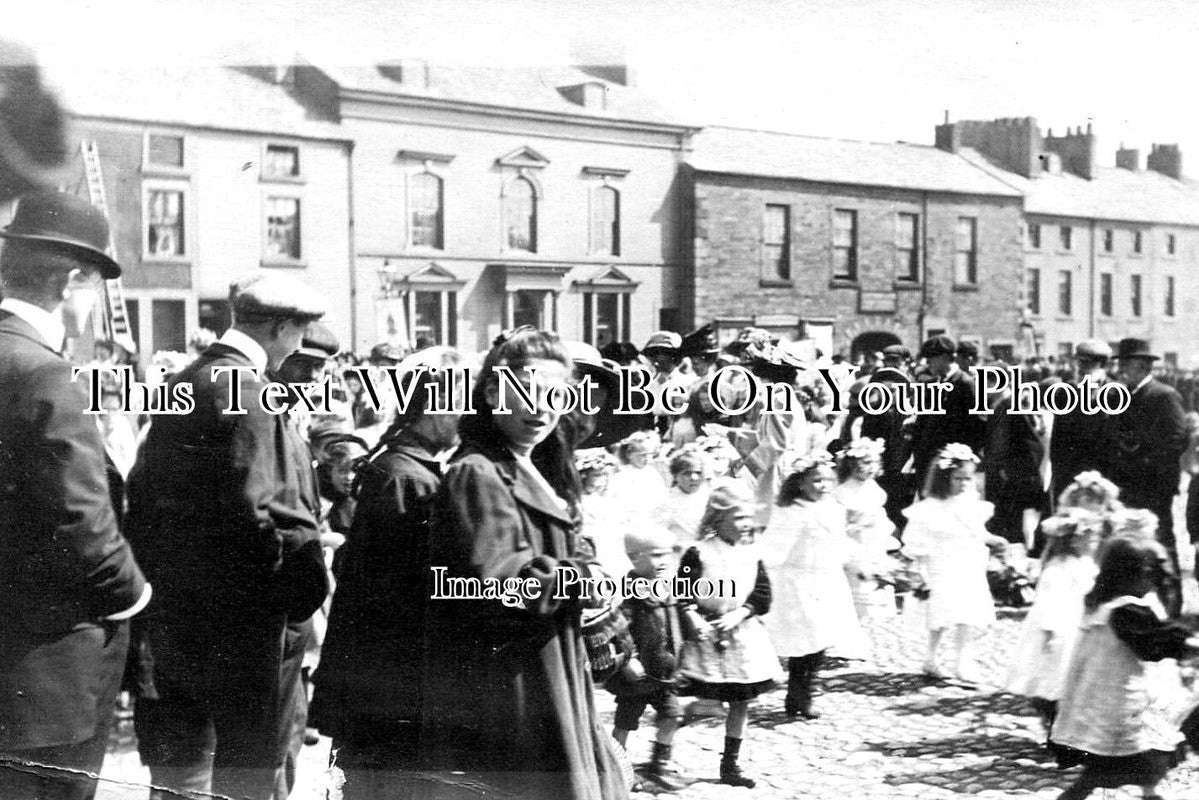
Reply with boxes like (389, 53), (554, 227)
(1003, 509), (1099, 730)
(902, 444), (1003, 682)
(763, 453), (869, 720)
(676, 482), (778, 788)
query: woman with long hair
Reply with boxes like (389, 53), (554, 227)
(421, 327), (628, 800)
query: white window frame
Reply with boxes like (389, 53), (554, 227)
(141, 179), (191, 263)
(260, 141), (304, 184)
(501, 172), (541, 254)
(262, 192), (304, 266)
(404, 164), (448, 251)
(585, 172), (625, 257)
(142, 130), (188, 175)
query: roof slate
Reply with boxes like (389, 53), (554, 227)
(687, 126), (1022, 197)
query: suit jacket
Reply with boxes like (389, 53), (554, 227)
(1049, 374), (1116, 499)
(984, 394), (1046, 507)
(125, 342), (327, 705)
(1111, 377), (1187, 499)
(910, 368), (987, 478)
(0, 310), (146, 749)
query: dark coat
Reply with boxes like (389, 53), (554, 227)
(311, 436), (443, 742)
(984, 394), (1047, 509)
(125, 342), (327, 761)
(1048, 374), (1116, 500)
(605, 580), (692, 698)
(910, 367), (987, 478)
(421, 440), (628, 800)
(0, 311), (146, 750)
(1111, 377), (1187, 504)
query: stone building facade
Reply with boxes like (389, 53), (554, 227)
(685, 127), (1026, 358)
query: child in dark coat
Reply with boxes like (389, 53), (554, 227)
(608, 525), (693, 792)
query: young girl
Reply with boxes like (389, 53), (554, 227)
(832, 438), (901, 622)
(1042, 471), (1123, 557)
(607, 430), (669, 519)
(654, 449), (711, 541)
(1003, 509), (1100, 728)
(1049, 534), (1199, 800)
(576, 448), (632, 579)
(676, 482), (779, 788)
(765, 453), (870, 720)
(903, 443), (1003, 682)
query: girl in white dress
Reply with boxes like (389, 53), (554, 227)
(903, 443), (1005, 682)
(764, 452), (869, 719)
(655, 449), (711, 542)
(576, 448), (632, 579)
(1003, 509), (1099, 729)
(607, 430), (669, 521)
(832, 438), (901, 621)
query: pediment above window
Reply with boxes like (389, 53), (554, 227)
(573, 265), (638, 293)
(496, 146), (551, 170)
(396, 261), (465, 289)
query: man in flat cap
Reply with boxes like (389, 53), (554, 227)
(1110, 338), (1187, 614)
(881, 344), (911, 377)
(1048, 339), (1117, 501)
(0, 191), (150, 800)
(642, 330), (692, 435)
(126, 271), (330, 799)
(909, 334), (986, 480)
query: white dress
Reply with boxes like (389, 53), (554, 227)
(653, 485), (710, 541)
(580, 492), (633, 580)
(902, 495), (996, 630)
(606, 464), (668, 523)
(760, 499), (870, 659)
(1004, 555), (1097, 700)
(833, 478), (900, 621)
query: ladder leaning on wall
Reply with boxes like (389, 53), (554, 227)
(79, 139), (136, 355)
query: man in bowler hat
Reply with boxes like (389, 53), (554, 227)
(909, 334), (987, 479)
(1049, 339), (1117, 501)
(0, 191), (149, 800)
(126, 271), (330, 799)
(1111, 338), (1187, 615)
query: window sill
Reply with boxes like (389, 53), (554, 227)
(141, 166), (191, 179)
(260, 258), (307, 269)
(406, 244), (446, 254)
(952, 284), (980, 292)
(893, 281), (922, 291)
(259, 174), (306, 186)
(141, 255), (191, 267)
(1129, 252), (1144, 258)
(1055, 250), (1075, 256)
(829, 279), (858, 289)
(1055, 317), (1074, 323)
(759, 279), (793, 289)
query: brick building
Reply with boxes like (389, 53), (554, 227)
(42, 66), (354, 366)
(938, 117), (1199, 368)
(684, 127), (1026, 358)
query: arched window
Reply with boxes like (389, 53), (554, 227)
(591, 185), (619, 256)
(410, 172), (443, 249)
(505, 176), (537, 252)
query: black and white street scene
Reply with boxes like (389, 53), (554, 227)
(6, 1), (1199, 798)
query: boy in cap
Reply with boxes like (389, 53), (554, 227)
(608, 525), (692, 792)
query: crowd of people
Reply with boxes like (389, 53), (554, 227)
(5, 188), (1199, 800)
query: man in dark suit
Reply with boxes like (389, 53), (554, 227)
(1111, 337), (1188, 616)
(909, 334), (987, 481)
(0, 191), (149, 800)
(126, 271), (329, 800)
(1049, 339), (1117, 502)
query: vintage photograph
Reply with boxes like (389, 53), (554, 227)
(2, 1), (1199, 798)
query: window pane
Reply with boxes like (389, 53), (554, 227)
(763, 204), (790, 281)
(265, 197), (301, 259)
(1027, 223), (1041, 249)
(591, 186), (619, 256)
(265, 145), (299, 177)
(413, 291), (443, 346)
(1103, 229), (1113, 252)
(152, 299), (186, 353)
(125, 299), (141, 353)
(955, 217), (977, 284)
(148, 134), (184, 168)
(512, 290), (542, 328)
(410, 173), (443, 249)
(621, 294), (631, 341)
(147, 190), (184, 256)
(1058, 270), (1071, 316)
(1133, 231), (1143, 253)
(896, 212), (918, 281)
(1100, 273), (1112, 316)
(1026, 268), (1040, 315)
(594, 293), (619, 349)
(1166, 276), (1176, 316)
(1167, 234), (1177, 255)
(1131, 275), (1142, 316)
(1059, 226), (1072, 250)
(505, 178), (536, 252)
(833, 210), (856, 280)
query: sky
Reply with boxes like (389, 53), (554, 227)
(9, 0), (1199, 168)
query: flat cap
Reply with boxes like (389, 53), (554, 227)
(643, 330), (682, 353)
(882, 344), (910, 359)
(1075, 339), (1113, 360)
(919, 334), (956, 359)
(293, 322), (340, 360)
(230, 271), (326, 323)
(956, 340), (980, 358)
(369, 341), (406, 365)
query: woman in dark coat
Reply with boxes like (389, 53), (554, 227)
(420, 327), (628, 800)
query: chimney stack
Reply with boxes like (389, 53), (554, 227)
(1147, 144), (1183, 179)
(936, 116), (1041, 177)
(1116, 145), (1140, 171)
(1044, 124), (1097, 180)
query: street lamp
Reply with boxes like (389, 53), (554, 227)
(377, 259), (399, 298)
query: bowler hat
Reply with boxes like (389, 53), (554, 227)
(919, 334), (956, 359)
(1116, 337), (1158, 361)
(0, 190), (120, 278)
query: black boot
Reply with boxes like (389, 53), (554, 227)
(719, 736), (755, 788)
(785, 657), (803, 717)
(640, 741), (689, 791)
(798, 651), (825, 720)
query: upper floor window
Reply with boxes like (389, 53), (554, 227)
(896, 212), (920, 282)
(1099, 273), (1113, 317)
(504, 176), (537, 253)
(1166, 276), (1176, 317)
(832, 209), (857, 281)
(954, 216), (978, 285)
(1133, 230), (1143, 254)
(1026, 268), (1040, 315)
(1130, 274), (1143, 317)
(1167, 233), (1177, 256)
(264, 144), (300, 179)
(265, 197), (301, 260)
(145, 189), (185, 257)
(1059, 225), (1073, 251)
(762, 204), (790, 282)
(591, 185), (620, 256)
(410, 172), (444, 249)
(1026, 222), (1041, 249)
(147, 134), (184, 169)
(1058, 269), (1072, 316)
(1102, 228), (1114, 253)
